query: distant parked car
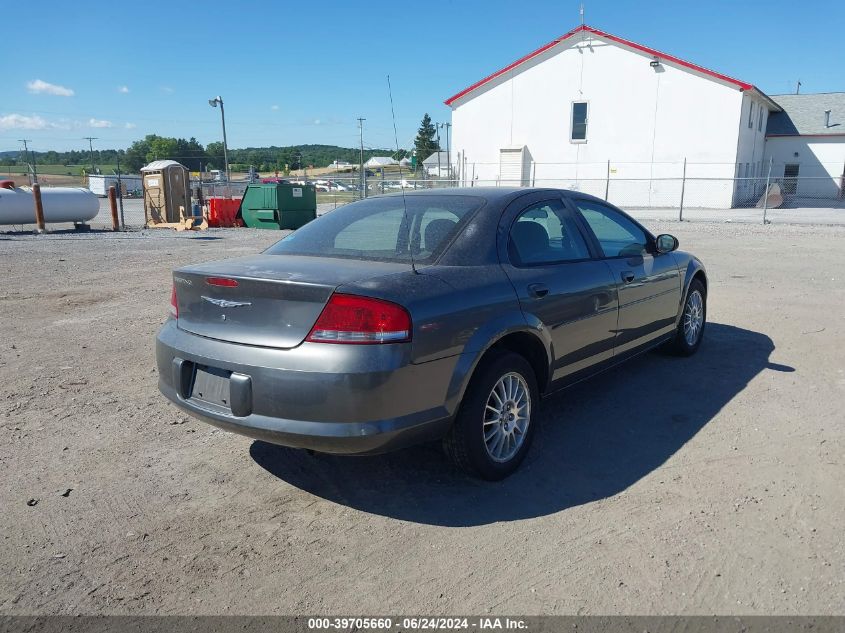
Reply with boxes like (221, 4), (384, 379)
(157, 188), (707, 479)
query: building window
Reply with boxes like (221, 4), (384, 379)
(758, 106), (764, 132)
(570, 101), (588, 142)
(748, 102), (754, 128)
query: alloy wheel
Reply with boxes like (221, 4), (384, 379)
(683, 290), (704, 346)
(483, 372), (531, 463)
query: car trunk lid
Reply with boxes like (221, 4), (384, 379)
(173, 254), (410, 349)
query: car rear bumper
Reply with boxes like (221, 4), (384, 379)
(155, 320), (456, 454)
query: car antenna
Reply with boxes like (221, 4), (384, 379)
(387, 74), (418, 275)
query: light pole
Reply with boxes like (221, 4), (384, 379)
(435, 125), (441, 180)
(441, 122), (451, 181)
(357, 117), (366, 196)
(208, 96), (230, 183)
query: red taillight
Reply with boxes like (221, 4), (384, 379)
(169, 284), (178, 318)
(306, 294), (411, 344)
(206, 277), (239, 287)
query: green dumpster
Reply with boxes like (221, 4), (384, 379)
(239, 183), (317, 230)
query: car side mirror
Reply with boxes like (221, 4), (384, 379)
(655, 234), (679, 254)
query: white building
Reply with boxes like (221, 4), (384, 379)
(762, 93), (845, 202)
(422, 151), (453, 178)
(446, 24), (844, 208)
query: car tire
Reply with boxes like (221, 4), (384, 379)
(444, 351), (539, 480)
(667, 278), (707, 356)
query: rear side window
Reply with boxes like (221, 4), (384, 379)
(574, 200), (649, 258)
(508, 200), (591, 266)
(267, 195), (481, 263)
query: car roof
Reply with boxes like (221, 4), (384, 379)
(375, 186), (610, 205)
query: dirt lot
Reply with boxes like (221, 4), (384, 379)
(0, 221), (842, 615)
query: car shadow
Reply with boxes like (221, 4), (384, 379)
(250, 323), (792, 526)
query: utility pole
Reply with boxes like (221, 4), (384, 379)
(18, 139), (37, 184)
(357, 117), (366, 196)
(84, 137), (98, 175)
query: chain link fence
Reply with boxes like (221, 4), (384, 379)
(3, 160), (844, 230)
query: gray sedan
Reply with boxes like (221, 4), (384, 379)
(157, 188), (707, 479)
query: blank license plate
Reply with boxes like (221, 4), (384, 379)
(190, 365), (232, 410)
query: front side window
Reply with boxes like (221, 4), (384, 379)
(571, 101), (588, 142)
(267, 195), (481, 263)
(574, 200), (649, 258)
(508, 200), (591, 266)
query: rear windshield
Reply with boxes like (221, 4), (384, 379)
(266, 195), (483, 263)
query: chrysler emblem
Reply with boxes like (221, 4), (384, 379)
(201, 296), (252, 308)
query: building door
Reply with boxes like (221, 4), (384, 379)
(783, 163), (800, 195)
(499, 148), (528, 186)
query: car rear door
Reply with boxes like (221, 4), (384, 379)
(499, 194), (618, 382)
(569, 197), (681, 355)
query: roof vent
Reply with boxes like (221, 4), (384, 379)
(824, 110), (831, 128)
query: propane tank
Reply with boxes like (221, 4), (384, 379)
(0, 186), (99, 225)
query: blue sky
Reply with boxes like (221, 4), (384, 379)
(1, 0), (841, 153)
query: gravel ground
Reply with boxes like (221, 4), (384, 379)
(0, 221), (843, 615)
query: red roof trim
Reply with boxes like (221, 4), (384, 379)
(444, 25), (755, 106)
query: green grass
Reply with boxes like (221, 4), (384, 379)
(0, 164), (118, 176)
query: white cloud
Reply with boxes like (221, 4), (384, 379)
(0, 114), (50, 130)
(271, 105), (279, 110)
(26, 79), (74, 97)
(88, 118), (114, 128)
(0, 113), (51, 130)
(160, 86), (174, 94)
(313, 119), (321, 125)
(118, 85), (130, 94)
(124, 122), (137, 129)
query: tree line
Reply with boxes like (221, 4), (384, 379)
(1, 113), (443, 173)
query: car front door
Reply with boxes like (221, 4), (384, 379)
(500, 196), (618, 382)
(570, 197), (681, 355)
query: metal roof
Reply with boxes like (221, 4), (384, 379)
(364, 156), (397, 166)
(767, 93), (845, 136)
(445, 24), (778, 110)
(141, 160), (185, 171)
(422, 151), (452, 166)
